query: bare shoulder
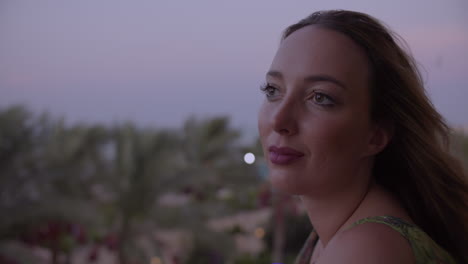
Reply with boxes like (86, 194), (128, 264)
(319, 222), (415, 264)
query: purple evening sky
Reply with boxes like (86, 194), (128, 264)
(1, 0), (467, 139)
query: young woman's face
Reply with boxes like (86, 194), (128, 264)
(258, 26), (376, 195)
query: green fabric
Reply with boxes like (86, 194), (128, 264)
(294, 215), (456, 264)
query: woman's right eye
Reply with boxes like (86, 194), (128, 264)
(260, 83), (279, 99)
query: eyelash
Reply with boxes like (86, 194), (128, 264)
(259, 83), (278, 98)
(260, 83), (336, 107)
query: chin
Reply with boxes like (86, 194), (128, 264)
(269, 170), (309, 195)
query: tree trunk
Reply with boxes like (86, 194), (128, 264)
(272, 191), (286, 263)
(64, 252), (71, 264)
(51, 247), (58, 264)
(118, 217), (131, 264)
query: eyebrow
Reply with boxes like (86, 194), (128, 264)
(266, 70), (347, 90)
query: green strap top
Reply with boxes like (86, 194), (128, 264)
(294, 215), (456, 264)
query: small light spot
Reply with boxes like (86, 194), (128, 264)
(244, 152), (255, 164)
(151, 257), (162, 264)
(254, 227), (265, 239)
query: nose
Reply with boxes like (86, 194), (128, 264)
(271, 99), (299, 136)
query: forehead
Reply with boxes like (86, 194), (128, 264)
(270, 25), (370, 88)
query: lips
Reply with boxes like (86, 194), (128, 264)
(268, 146), (305, 165)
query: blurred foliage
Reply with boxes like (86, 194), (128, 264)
(0, 105), (467, 264)
(0, 106), (264, 264)
(262, 212), (312, 264)
(451, 130), (468, 172)
(232, 251), (271, 264)
(264, 213), (312, 255)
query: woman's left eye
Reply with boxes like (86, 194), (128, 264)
(311, 92), (335, 106)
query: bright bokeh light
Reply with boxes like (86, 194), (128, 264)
(151, 257), (162, 264)
(244, 152), (255, 164)
(254, 227), (265, 239)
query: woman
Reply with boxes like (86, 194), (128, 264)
(258, 10), (467, 264)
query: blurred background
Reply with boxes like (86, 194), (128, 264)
(1, 0), (467, 263)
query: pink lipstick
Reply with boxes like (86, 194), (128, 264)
(268, 146), (304, 165)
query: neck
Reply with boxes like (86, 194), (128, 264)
(300, 166), (373, 246)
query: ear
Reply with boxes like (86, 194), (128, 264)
(365, 121), (394, 157)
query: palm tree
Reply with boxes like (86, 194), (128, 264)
(173, 117), (262, 262)
(97, 123), (181, 264)
(0, 106), (109, 264)
(179, 116), (256, 203)
(0, 107), (268, 264)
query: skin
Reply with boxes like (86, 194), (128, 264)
(258, 26), (414, 264)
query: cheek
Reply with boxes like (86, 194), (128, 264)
(302, 111), (370, 167)
(293, 116), (369, 193)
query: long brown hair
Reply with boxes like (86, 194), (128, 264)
(282, 10), (468, 263)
